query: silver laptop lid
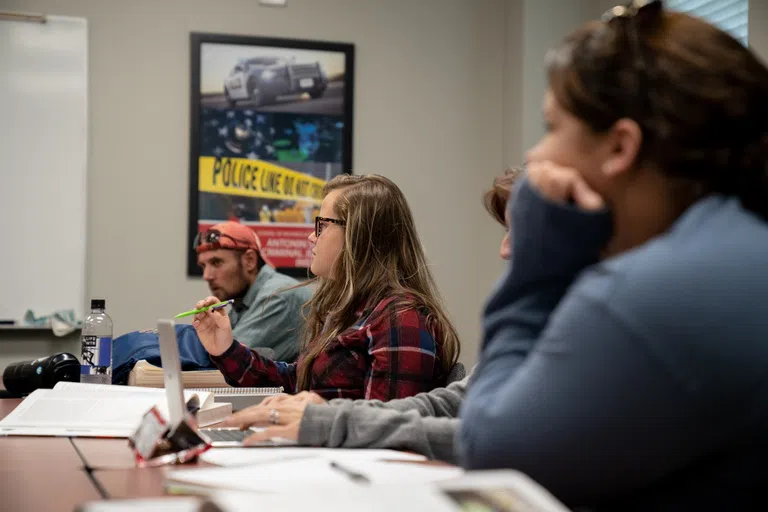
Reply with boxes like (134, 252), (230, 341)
(157, 318), (186, 426)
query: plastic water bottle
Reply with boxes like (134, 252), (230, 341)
(80, 299), (113, 384)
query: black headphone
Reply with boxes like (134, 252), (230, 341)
(2, 353), (81, 397)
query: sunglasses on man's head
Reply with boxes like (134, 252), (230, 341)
(193, 229), (252, 250)
(315, 216), (346, 238)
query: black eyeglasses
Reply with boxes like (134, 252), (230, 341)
(315, 216), (346, 237)
(601, 0), (662, 122)
(193, 229), (252, 250)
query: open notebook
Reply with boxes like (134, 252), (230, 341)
(0, 382), (230, 437)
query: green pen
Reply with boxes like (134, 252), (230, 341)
(174, 299), (234, 319)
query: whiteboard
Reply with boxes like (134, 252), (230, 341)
(0, 15), (88, 322)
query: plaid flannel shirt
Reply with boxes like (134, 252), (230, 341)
(210, 296), (447, 400)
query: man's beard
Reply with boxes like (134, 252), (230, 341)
(208, 257), (251, 300)
(225, 260), (251, 299)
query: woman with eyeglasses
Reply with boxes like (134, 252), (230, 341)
(187, 168), (522, 458)
(193, 174), (460, 401)
(460, 1), (768, 509)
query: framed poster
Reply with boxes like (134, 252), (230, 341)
(188, 32), (354, 277)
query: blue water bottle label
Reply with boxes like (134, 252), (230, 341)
(81, 335), (97, 374)
(97, 336), (112, 367)
(81, 335), (112, 375)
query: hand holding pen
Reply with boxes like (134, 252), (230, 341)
(189, 296), (235, 357)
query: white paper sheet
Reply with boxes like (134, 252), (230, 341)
(167, 457), (463, 494)
(210, 487), (454, 512)
(79, 471), (570, 512)
(208, 471), (573, 512)
(200, 447), (427, 466)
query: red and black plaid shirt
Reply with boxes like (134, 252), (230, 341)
(210, 296), (447, 400)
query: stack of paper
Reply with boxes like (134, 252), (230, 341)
(78, 470), (571, 512)
(128, 360), (229, 388)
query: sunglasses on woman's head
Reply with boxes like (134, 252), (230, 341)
(602, 0), (660, 21)
(600, 0), (663, 124)
(315, 216), (346, 238)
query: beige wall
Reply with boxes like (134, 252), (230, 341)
(0, 0), (607, 372)
(3, 0), (763, 373)
(2, 0), (523, 367)
(520, 0), (597, 154)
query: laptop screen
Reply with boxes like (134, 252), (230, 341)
(157, 318), (187, 426)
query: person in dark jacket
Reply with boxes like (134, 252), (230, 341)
(460, 2), (768, 510)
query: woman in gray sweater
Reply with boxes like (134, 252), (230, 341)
(218, 168), (521, 462)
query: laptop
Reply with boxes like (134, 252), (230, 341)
(157, 318), (296, 448)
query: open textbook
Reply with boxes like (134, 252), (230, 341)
(0, 382), (230, 437)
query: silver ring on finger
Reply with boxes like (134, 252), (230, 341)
(269, 408), (280, 425)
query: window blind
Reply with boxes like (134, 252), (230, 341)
(666, 0), (748, 45)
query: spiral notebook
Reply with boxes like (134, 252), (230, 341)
(188, 387), (284, 411)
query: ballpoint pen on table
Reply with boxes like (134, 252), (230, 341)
(329, 460), (371, 484)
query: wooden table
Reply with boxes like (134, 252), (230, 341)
(73, 437), (200, 498)
(1, 397), (454, 507)
(0, 399), (102, 511)
(0, 399), (85, 469)
(0, 464), (101, 512)
(1, 398), (211, 504)
(94, 466), (176, 499)
(72, 438), (140, 470)
(72, 427), (216, 499)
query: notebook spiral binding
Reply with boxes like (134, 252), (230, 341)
(188, 387), (284, 395)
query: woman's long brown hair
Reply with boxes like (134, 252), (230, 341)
(296, 174), (460, 390)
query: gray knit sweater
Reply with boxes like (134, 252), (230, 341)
(297, 370), (472, 463)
